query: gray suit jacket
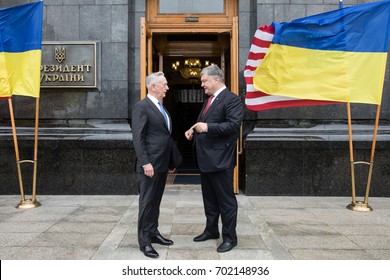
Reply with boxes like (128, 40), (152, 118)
(132, 97), (173, 173)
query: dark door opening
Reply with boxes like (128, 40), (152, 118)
(152, 33), (230, 184)
(163, 59), (208, 184)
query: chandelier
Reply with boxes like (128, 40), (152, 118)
(172, 58), (213, 79)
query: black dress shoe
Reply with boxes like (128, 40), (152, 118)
(140, 245), (159, 258)
(193, 233), (220, 242)
(151, 234), (174, 246)
(217, 241), (237, 253)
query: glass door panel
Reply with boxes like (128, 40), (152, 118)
(159, 0), (224, 14)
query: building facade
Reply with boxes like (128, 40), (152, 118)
(1, 0), (389, 197)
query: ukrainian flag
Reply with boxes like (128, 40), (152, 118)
(254, 0), (390, 105)
(0, 1), (43, 98)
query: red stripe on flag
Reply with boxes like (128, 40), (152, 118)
(244, 24), (335, 111)
(246, 99), (336, 111)
(252, 36), (272, 48)
(247, 52), (266, 61)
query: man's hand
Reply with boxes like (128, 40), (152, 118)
(143, 163), (154, 177)
(185, 128), (194, 140)
(185, 122), (208, 140)
(191, 122), (208, 134)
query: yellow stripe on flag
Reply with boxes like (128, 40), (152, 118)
(254, 44), (387, 105)
(0, 50), (41, 98)
(0, 53), (11, 97)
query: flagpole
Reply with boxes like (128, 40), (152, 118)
(8, 97), (41, 209)
(346, 103), (380, 212)
(365, 105), (381, 203)
(31, 98), (40, 204)
(346, 103), (357, 205)
(339, 0), (374, 212)
(8, 98), (25, 202)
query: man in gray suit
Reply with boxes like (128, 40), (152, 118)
(132, 71), (176, 258)
(185, 65), (243, 253)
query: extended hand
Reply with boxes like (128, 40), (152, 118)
(184, 128), (194, 140)
(192, 122), (208, 134)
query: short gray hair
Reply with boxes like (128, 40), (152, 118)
(200, 64), (224, 83)
(146, 71), (165, 88)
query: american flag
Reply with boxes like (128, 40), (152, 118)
(244, 24), (334, 111)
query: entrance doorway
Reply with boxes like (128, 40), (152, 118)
(140, 0), (239, 190)
(158, 33), (231, 184)
(144, 32), (233, 185)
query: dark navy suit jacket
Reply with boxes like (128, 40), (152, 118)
(132, 97), (173, 173)
(194, 88), (243, 172)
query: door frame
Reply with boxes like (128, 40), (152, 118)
(140, 17), (240, 193)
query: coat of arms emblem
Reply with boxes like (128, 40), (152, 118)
(55, 47), (66, 63)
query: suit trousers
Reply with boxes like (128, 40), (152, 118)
(137, 172), (168, 247)
(200, 168), (238, 243)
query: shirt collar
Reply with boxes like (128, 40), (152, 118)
(212, 86), (226, 99)
(147, 94), (160, 107)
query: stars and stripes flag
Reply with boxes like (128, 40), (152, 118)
(245, 0), (390, 111)
(244, 24), (334, 111)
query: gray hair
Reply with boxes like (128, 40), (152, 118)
(146, 71), (165, 88)
(200, 64), (224, 83)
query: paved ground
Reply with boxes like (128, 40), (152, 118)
(1, 185), (390, 260)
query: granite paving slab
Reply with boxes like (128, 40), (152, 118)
(0, 191), (389, 260)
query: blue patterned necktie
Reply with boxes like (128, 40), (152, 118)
(158, 101), (169, 128)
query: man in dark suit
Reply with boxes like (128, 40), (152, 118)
(185, 64), (243, 253)
(132, 71), (176, 258)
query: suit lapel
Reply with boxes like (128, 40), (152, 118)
(200, 89), (227, 121)
(145, 97), (171, 132)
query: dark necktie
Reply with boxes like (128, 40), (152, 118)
(201, 95), (214, 120)
(158, 101), (169, 128)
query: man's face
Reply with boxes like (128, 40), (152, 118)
(200, 74), (217, 96)
(153, 76), (169, 100)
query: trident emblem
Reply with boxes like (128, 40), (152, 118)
(55, 47), (66, 63)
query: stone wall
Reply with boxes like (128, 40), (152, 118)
(243, 124), (390, 197)
(0, 0), (134, 195)
(245, 0), (390, 123)
(0, 0), (129, 121)
(239, 0), (390, 197)
(0, 123), (137, 195)
(1, 0), (389, 196)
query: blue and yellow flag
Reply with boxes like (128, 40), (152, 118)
(0, 1), (43, 98)
(253, 0), (390, 105)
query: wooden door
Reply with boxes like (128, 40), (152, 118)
(231, 16), (240, 193)
(140, 17), (153, 99)
(140, 1), (240, 192)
